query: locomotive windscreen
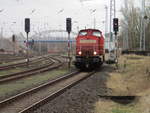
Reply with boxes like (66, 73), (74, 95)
(92, 31), (101, 37)
(79, 31), (87, 36)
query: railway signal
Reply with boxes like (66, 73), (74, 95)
(113, 18), (119, 67)
(12, 34), (15, 42)
(12, 34), (16, 55)
(25, 18), (30, 33)
(113, 18), (119, 35)
(66, 18), (72, 69)
(25, 18), (30, 66)
(66, 18), (72, 34)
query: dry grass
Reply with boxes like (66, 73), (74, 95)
(94, 99), (117, 113)
(107, 54), (150, 96)
(94, 99), (138, 113)
(94, 54), (150, 113)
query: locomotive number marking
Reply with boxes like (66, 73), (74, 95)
(80, 40), (96, 43)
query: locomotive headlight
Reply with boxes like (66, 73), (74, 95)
(78, 51), (82, 55)
(94, 51), (97, 55)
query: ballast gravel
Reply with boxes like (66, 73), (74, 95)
(32, 64), (114, 113)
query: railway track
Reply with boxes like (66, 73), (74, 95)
(0, 58), (25, 64)
(0, 56), (45, 70)
(0, 57), (63, 84)
(0, 55), (28, 64)
(0, 54), (38, 64)
(0, 71), (95, 113)
(0, 54), (54, 70)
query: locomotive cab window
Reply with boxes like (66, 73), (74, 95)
(92, 31), (101, 37)
(79, 31), (87, 36)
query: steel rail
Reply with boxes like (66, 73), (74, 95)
(0, 56), (33, 63)
(0, 57), (63, 84)
(0, 71), (95, 113)
(0, 71), (79, 109)
(0, 55), (51, 70)
(0, 57), (53, 79)
(0, 57), (42, 70)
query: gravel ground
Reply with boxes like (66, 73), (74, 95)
(32, 64), (114, 113)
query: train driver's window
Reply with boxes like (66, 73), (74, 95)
(92, 31), (101, 37)
(79, 31), (87, 36)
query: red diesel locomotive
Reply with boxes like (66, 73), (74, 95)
(74, 29), (105, 69)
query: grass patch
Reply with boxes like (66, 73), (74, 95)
(0, 68), (69, 100)
(107, 55), (150, 96)
(94, 55), (150, 113)
(94, 100), (138, 113)
(0, 68), (26, 76)
(0, 59), (52, 77)
(112, 107), (136, 113)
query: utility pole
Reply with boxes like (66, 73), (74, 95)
(0, 27), (3, 49)
(109, 0), (112, 51)
(109, 0), (116, 54)
(1, 27), (3, 39)
(94, 17), (96, 29)
(0, 10), (4, 40)
(105, 5), (108, 34)
(90, 9), (96, 29)
(114, 0), (116, 18)
(124, 0), (129, 50)
(143, 0), (146, 51)
(140, 0), (145, 50)
(105, 5), (108, 49)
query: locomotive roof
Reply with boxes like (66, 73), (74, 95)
(79, 29), (102, 33)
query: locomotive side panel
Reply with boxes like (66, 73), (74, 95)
(99, 34), (105, 55)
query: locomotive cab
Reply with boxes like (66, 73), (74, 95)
(75, 29), (105, 70)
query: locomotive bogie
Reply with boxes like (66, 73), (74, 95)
(75, 56), (103, 70)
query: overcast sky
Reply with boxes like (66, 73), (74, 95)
(0, 0), (141, 37)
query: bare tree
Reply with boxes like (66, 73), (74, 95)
(119, 0), (150, 50)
